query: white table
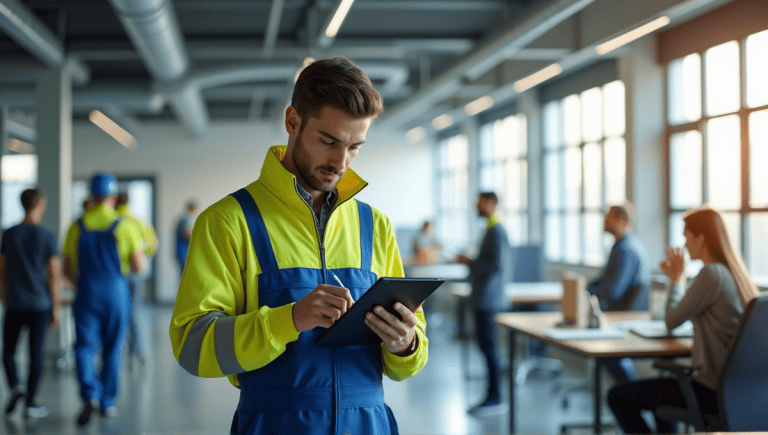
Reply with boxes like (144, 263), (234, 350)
(450, 281), (562, 304)
(403, 262), (469, 280)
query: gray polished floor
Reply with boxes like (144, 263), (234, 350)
(0, 306), (611, 435)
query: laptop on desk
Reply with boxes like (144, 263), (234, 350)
(629, 320), (694, 339)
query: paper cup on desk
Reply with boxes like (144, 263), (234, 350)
(561, 273), (589, 328)
(649, 278), (669, 321)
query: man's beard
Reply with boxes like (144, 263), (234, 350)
(292, 129), (341, 193)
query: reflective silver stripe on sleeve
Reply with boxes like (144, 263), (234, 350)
(214, 316), (246, 375)
(178, 311), (227, 376)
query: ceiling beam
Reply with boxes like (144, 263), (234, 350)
(0, 0), (91, 82)
(70, 38), (475, 61)
(262, 0), (285, 59)
(317, 0), (509, 12)
(380, 0), (595, 130)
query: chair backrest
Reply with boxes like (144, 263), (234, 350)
(718, 293), (768, 430)
(612, 282), (649, 312)
(511, 244), (544, 283)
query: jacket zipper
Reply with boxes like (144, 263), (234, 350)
(294, 184), (341, 431)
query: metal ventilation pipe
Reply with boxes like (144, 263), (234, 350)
(108, 0), (209, 136)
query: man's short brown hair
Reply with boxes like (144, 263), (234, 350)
(292, 56), (383, 126)
(609, 202), (635, 225)
(21, 188), (44, 212)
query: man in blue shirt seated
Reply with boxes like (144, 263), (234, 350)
(588, 203), (648, 382)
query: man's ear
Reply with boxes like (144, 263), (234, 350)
(285, 106), (300, 133)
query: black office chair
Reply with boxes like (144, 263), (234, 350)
(654, 293), (768, 431)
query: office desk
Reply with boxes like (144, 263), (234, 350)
(404, 262), (469, 280)
(450, 281), (562, 305)
(495, 311), (693, 434)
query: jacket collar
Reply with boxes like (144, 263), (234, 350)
(257, 146), (368, 208)
(487, 214), (502, 230)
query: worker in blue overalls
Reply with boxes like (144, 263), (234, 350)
(63, 173), (146, 425)
(170, 57), (429, 434)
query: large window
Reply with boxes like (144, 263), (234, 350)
(666, 29), (768, 283)
(543, 80), (627, 265)
(437, 134), (469, 250)
(479, 114), (528, 245)
(2, 154), (38, 230)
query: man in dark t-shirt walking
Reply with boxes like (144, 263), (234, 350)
(0, 188), (60, 418)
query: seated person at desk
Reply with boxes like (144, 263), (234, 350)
(587, 203), (648, 383)
(607, 207), (759, 434)
(413, 221), (441, 264)
(457, 192), (511, 415)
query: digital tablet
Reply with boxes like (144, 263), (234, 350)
(315, 277), (445, 346)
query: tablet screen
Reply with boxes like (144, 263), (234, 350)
(315, 277), (445, 346)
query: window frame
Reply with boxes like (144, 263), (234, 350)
(543, 81), (628, 266)
(436, 133), (470, 250)
(478, 113), (529, 246)
(664, 34), (768, 282)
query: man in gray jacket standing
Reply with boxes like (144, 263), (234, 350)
(457, 192), (511, 415)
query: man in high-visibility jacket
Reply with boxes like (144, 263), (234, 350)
(170, 57), (428, 435)
(116, 192), (158, 363)
(63, 173), (146, 425)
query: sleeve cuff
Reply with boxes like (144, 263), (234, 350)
(267, 303), (300, 346)
(383, 327), (427, 367)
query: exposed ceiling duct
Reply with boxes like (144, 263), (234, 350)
(189, 62), (409, 95)
(0, 0), (90, 84)
(108, 0), (209, 136)
(380, 0), (596, 130)
(0, 85), (165, 114)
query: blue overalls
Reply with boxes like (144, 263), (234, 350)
(73, 219), (131, 410)
(230, 189), (399, 435)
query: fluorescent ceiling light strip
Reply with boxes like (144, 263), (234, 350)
(513, 63), (563, 93)
(406, 126), (427, 143)
(7, 139), (35, 154)
(465, 96), (494, 116)
(596, 16), (670, 55)
(325, 0), (355, 38)
(432, 114), (454, 130)
(89, 110), (137, 150)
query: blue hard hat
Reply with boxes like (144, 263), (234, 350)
(91, 173), (118, 196)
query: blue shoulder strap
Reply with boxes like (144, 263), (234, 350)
(108, 218), (121, 232)
(356, 200), (373, 272)
(77, 219), (85, 231)
(231, 188), (279, 273)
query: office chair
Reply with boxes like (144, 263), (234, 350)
(654, 293), (768, 431)
(510, 245), (564, 385)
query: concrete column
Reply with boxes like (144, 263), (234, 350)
(35, 66), (72, 243)
(620, 37), (666, 266)
(0, 106), (7, 228)
(518, 89), (544, 244)
(462, 117), (482, 249)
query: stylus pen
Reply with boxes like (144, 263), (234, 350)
(332, 273), (346, 288)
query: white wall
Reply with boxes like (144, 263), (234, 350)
(72, 120), (434, 304)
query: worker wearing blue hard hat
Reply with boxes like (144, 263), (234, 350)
(63, 172), (146, 425)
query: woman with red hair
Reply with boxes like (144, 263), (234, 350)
(607, 207), (760, 433)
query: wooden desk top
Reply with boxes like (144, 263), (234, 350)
(495, 311), (693, 359)
(450, 281), (562, 304)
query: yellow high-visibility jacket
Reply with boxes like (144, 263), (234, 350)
(169, 146), (428, 387)
(116, 204), (158, 258)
